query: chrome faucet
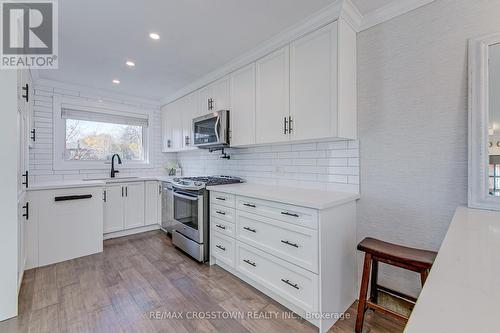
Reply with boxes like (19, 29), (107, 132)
(110, 154), (122, 178)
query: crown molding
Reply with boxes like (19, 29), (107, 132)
(160, 0), (361, 106)
(360, 0), (435, 31)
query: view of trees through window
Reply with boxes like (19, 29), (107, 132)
(65, 119), (144, 161)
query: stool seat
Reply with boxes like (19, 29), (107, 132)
(357, 237), (436, 270)
(355, 237), (438, 333)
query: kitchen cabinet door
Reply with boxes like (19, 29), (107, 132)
(181, 93), (198, 150)
(103, 185), (124, 233)
(290, 22), (337, 141)
(124, 182), (145, 229)
(145, 181), (161, 225)
(212, 76), (231, 111)
(198, 85), (212, 115)
(256, 46), (290, 144)
(230, 64), (256, 146)
(161, 104), (173, 152)
(17, 197), (27, 289)
(162, 99), (183, 152)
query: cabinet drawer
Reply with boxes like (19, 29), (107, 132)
(236, 210), (318, 273)
(210, 204), (235, 223)
(236, 241), (318, 312)
(236, 196), (318, 229)
(210, 191), (235, 208)
(210, 216), (235, 238)
(211, 231), (235, 268)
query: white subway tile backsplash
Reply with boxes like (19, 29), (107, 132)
(30, 83), (168, 182)
(175, 139), (360, 194)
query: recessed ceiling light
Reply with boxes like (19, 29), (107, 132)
(112, 79), (120, 84)
(125, 60), (135, 67)
(149, 32), (160, 40)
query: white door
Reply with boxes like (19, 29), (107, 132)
(290, 22), (338, 141)
(256, 46), (290, 144)
(124, 182), (145, 229)
(103, 185), (124, 233)
(212, 77), (231, 111)
(145, 181), (160, 225)
(230, 64), (256, 146)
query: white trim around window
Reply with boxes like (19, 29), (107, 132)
(53, 96), (154, 171)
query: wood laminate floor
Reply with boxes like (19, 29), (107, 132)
(0, 231), (405, 333)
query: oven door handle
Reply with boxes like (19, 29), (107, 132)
(173, 192), (199, 201)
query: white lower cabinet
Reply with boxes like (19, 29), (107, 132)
(27, 186), (104, 268)
(103, 184), (124, 233)
(145, 181), (162, 225)
(209, 190), (357, 333)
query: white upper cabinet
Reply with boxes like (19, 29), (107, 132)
(161, 104), (173, 152)
(181, 92), (198, 150)
(230, 63), (256, 146)
(161, 99), (183, 152)
(198, 77), (231, 115)
(255, 46), (290, 144)
(290, 19), (356, 141)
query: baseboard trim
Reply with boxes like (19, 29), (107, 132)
(103, 224), (160, 240)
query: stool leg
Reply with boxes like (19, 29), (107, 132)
(356, 253), (372, 333)
(420, 269), (429, 286)
(370, 259), (379, 304)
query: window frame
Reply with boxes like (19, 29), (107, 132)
(53, 96), (153, 171)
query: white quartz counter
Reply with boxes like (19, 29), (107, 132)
(28, 176), (176, 191)
(206, 183), (359, 209)
(405, 206), (500, 333)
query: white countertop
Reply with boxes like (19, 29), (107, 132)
(405, 206), (500, 333)
(206, 183), (359, 209)
(28, 176), (176, 191)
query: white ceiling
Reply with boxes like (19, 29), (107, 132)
(39, 0), (396, 101)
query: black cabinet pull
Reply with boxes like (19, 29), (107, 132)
(30, 129), (36, 141)
(243, 226), (256, 233)
(216, 244), (226, 251)
(208, 98), (214, 111)
(281, 211), (299, 218)
(284, 117), (288, 134)
(185, 136), (190, 146)
(22, 202), (29, 220)
(103, 190), (107, 202)
(216, 211), (226, 215)
(281, 240), (299, 248)
(281, 279), (299, 290)
(243, 259), (256, 267)
(215, 197), (226, 201)
(54, 194), (92, 202)
(288, 116), (294, 133)
(22, 83), (29, 102)
(22, 171), (28, 188)
(243, 203), (256, 208)
(215, 224), (226, 230)
(125, 186), (128, 197)
(121, 187), (124, 197)
(167, 139), (171, 148)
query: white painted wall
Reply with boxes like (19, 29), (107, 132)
(175, 140), (360, 193)
(357, 0), (500, 296)
(29, 81), (170, 183)
(0, 71), (19, 320)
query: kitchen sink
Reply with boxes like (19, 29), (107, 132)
(83, 176), (141, 182)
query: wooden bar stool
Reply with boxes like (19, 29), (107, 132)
(355, 237), (437, 333)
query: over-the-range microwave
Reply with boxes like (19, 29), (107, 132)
(192, 110), (230, 148)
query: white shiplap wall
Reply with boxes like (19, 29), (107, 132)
(30, 82), (169, 183)
(175, 140), (360, 193)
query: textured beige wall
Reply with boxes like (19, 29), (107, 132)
(357, 0), (500, 296)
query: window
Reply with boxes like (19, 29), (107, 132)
(53, 97), (152, 170)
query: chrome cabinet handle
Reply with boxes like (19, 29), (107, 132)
(243, 203), (256, 208)
(281, 211), (299, 218)
(281, 279), (299, 290)
(243, 259), (256, 267)
(284, 117), (288, 134)
(216, 211), (226, 215)
(243, 226), (256, 233)
(22, 170), (28, 188)
(215, 224), (226, 230)
(185, 136), (190, 146)
(281, 240), (299, 248)
(22, 202), (29, 220)
(216, 244), (226, 251)
(288, 116), (294, 133)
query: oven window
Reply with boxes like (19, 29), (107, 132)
(194, 117), (218, 145)
(174, 193), (199, 230)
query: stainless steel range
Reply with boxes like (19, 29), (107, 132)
(171, 176), (243, 262)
